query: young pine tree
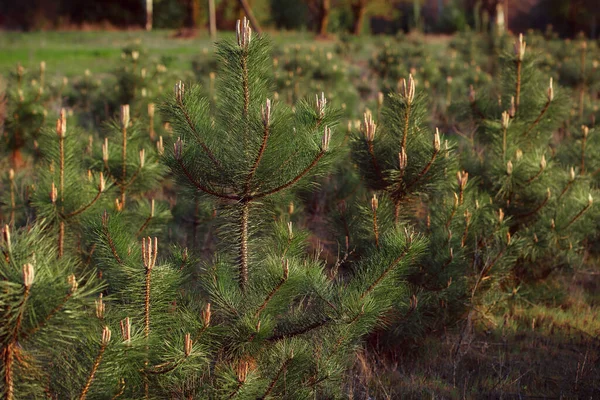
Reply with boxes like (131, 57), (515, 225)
(457, 33), (599, 282)
(157, 18), (428, 398)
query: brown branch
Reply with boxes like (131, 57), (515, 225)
(177, 99), (223, 171)
(360, 247), (409, 300)
(257, 358), (291, 400)
(267, 317), (331, 342)
(522, 100), (550, 137)
(176, 158), (240, 200)
(62, 190), (103, 219)
(79, 342), (108, 400)
(244, 124), (270, 194)
(20, 292), (73, 341)
(404, 150), (438, 193)
(401, 103), (411, 151)
(255, 278), (286, 318)
(516, 192), (550, 219)
(103, 224), (123, 264)
(471, 249), (505, 301)
(136, 216), (153, 237)
(238, 202), (250, 291)
(367, 141), (386, 183)
(564, 203), (591, 229)
(515, 60), (522, 113)
(251, 151), (325, 200)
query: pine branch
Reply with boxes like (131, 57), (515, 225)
(79, 328), (110, 400)
(61, 189), (102, 219)
(175, 157), (239, 200)
(176, 99), (224, 172)
(255, 274), (287, 318)
(19, 291), (73, 342)
(251, 150), (325, 200)
(360, 246), (409, 299)
(257, 357), (292, 400)
(267, 317), (332, 342)
(244, 120), (270, 194)
(102, 216), (123, 264)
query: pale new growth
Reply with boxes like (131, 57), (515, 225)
(120, 104), (130, 128)
(174, 137), (183, 159)
(316, 92), (327, 119)
(142, 237), (158, 271)
(398, 148), (408, 171)
(56, 108), (67, 138)
(68, 274), (78, 292)
(433, 128), (441, 152)
(22, 263), (35, 288)
(363, 110), (376, 142)
(99, 172), (105, 192)
(202, 303), (211, 327)
(371, 194), (379, 212)
(321, 126), (332, 151)
(261, 98), (272, 126)
(468, 85), (476, 103)
(236, 17), (252, 49)
(95, 294), (105, 319)
(540, 154), (547, 170)
(501, 111), (510, 129)
(101, 326), (112, 346)
(400, 74), (416, 104)
(174, 81), (185, 102)
(120, 317), (131, 342)
(547, 77), (554, 102)
(514, 33), (526, 61)
(102, 138), (109, 163)
(184, 333), (193, 357)
(50, 182), (58, 203)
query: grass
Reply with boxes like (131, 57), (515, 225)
(0, 29), (341, 77)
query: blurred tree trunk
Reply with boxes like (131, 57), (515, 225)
(192, 0), (201, 28)
(238, 0), (263, 34)
(208, 0), (217, 39)
(351, 1), (366, 35)
(145, 0), (153, 30)
(317, 0), (330, 36)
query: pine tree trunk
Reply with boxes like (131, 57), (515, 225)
(238, 202), (250, 291)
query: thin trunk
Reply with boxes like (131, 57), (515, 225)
(351, 3), (366, 35)
(121, 126), (127, 208)
(238, 202), (250, 291)
(208, 0), (217, 40)
(145, 0), (153, 31)
(238, 0), (262, 34)
(2, 344), (14, 400)
(318, 0), (331, 36)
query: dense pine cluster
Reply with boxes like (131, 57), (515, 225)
(1, 20), (600, 399)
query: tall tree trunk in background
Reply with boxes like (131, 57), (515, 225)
(145, 0), (153, 30)
(193, 0), (202, 29)
(208, 0), (217, 39)
(238, 0), (263, 34)
(317, 0), (330, 36)
(351, 1), (366, 35)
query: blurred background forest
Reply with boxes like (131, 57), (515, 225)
(0, 0), (599, 38)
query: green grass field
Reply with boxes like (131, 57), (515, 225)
(0, 30), (343, 77)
